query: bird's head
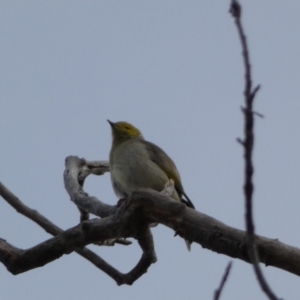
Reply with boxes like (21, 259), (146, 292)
(107, 120), (143, 145)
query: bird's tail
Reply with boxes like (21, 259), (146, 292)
(181, 191), (195, 209)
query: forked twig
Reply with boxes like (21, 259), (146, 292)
(0, 182), (130, 281)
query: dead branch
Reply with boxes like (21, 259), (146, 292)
(0, 181), (133, 284)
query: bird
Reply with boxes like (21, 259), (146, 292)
(107, 120), (195, 250)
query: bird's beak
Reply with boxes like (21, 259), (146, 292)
(107, 120), (115, 128)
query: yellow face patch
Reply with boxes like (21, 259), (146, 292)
(113, 121), (142, 137)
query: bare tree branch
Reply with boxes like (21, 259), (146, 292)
(214, 261), (233, 300)
(0, 181), (131, 282)
(230, 1), (280, 299)
(2, 168), (300, 281)
(0, 183), (157, 285)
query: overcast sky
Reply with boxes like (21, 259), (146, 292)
(1, 1), (300, 299)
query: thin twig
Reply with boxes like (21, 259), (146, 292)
(230, 1), (280, 299)
(213, 261), (233, 300)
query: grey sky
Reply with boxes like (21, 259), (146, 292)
(1, 1), (300, 299)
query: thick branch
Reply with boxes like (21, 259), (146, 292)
(1, 155), (300, 285)
(1, 188), (300, 278)
(64, 156), (300, 277)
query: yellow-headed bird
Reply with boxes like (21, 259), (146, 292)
(108, 120), (195, 250)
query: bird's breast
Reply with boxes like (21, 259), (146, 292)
(109, 140), (170, 197)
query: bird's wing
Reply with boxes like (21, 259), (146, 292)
(143, 140), (195, 209)
(143, 140), (182, 185)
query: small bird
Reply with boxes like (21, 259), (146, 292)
(107, 120), (195, 250)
